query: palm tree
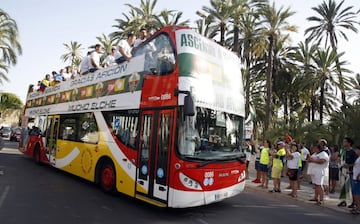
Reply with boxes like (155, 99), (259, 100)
(95, 34), (118, 61)
(0, 92), (23, 110)
(0, 62), (8, 84)
(237, 8), (268, 121)
(110, 9), (138, 41)
(291, 41), (318, 121)
(329, 104), (360, 145)
(311, 47), (350, 123)
(155, 10), (189, 27)
(305, 0), (360, 105)
(110, 0), (161, 41)
(258, 2), (296, 131)
(124, 0), (159, 31)
(60, 41), (83, 68)
(0, 9), (22, 82)
(202, 0), (234, 46)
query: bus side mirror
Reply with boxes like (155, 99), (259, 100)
(184, 94), (195, 116)
(175, 89), (195, 116)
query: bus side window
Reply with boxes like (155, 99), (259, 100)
(79, 113), (99, 144)
(133, 33), (175, 75)
(102, 111), (139, 149)
(59, 116), (77, 141)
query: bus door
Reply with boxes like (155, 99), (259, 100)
(44, 115), (60, 165)
(136, 109), (174, 205)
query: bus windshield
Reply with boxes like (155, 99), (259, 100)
(177, 107), (243, 160)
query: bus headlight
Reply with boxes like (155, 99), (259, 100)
(179, 172), (202, 190)
(238, 171), (246, 182)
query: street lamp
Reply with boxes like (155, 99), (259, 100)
(196, 9), (210, 35)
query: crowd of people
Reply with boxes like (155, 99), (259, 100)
(28, 28), (155, 94)
(245, 136), (360, 215)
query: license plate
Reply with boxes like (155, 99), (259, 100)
(215, 192), (228, 201)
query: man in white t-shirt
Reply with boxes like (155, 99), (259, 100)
(103, 47), (117, 68)
(300, 142), (310, 178)
(134, 28), (147, 48)
(89, 44), (103, 72)
(115, 33), (136, 64)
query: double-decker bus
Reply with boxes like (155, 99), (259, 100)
(20, 26), (246, 208)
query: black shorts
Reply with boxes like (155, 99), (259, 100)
(301, 161), (307, 171)
(287, 168), (298, 181)
(259, 163), (268, 172)
(329, 167), (339, 181)
(255, 160), (260, 170)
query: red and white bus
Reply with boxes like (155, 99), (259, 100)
(20, 26), (246, 208)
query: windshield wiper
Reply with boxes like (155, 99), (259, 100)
(197, 159), (223, 168)
(236, 156), (246, 164)
(197, 155), (246, 168)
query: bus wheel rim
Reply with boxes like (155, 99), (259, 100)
(101, 166), (114, 189)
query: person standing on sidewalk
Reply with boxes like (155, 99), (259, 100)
(286, 143), (301, 197)
(350, 145), (360, 214)
(319, 139), (330, 195)
(308, 144), (329, 205)
(300, 142), (310, 180)
(258, 140), (271, 189)
(243, 139), (253, 180)
(269, 141), (286, 193)
(252, 140), (262, 184)
(329, 145), (340, 193)
(338, 137), (357, 208)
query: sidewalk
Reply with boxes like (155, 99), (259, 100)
(245, 160), (354, 214)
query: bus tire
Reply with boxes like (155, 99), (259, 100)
(33, 146), (41, 164)
(99, 160), (116, 193)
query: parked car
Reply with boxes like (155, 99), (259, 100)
(10, 127), (22, 142)
(0, 126), (12, 139)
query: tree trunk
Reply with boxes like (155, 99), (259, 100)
(233, 25), (239, 53)
(319, 81), (325, 124)
(220, 22), (226, 46)
(265, 36), (273, 131)
(330, 34), (346, 106)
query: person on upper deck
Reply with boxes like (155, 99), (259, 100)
(103, 47), (117, 68)
(79, 51), (92, 75)
(40, 74), (51, 92)
(134, 28), (148, 48)
(115, 33), (136, 64)
(89, 44), (103, 73)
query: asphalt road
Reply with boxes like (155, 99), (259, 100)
(0, 141), (359, 224)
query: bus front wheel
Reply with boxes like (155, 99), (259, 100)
(100, 161), (116, 193)
(33, 147), (41, 164)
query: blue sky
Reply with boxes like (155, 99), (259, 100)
(1, 0), (360, 103)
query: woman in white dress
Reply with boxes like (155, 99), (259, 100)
(307, 144), (330, 205)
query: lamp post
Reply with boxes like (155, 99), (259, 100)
(196, 9), (210, 35)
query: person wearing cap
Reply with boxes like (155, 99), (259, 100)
(350, 145), (360, 214)
(269, 141), (286, 193)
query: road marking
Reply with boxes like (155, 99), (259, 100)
(0, 185), (10, 208)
